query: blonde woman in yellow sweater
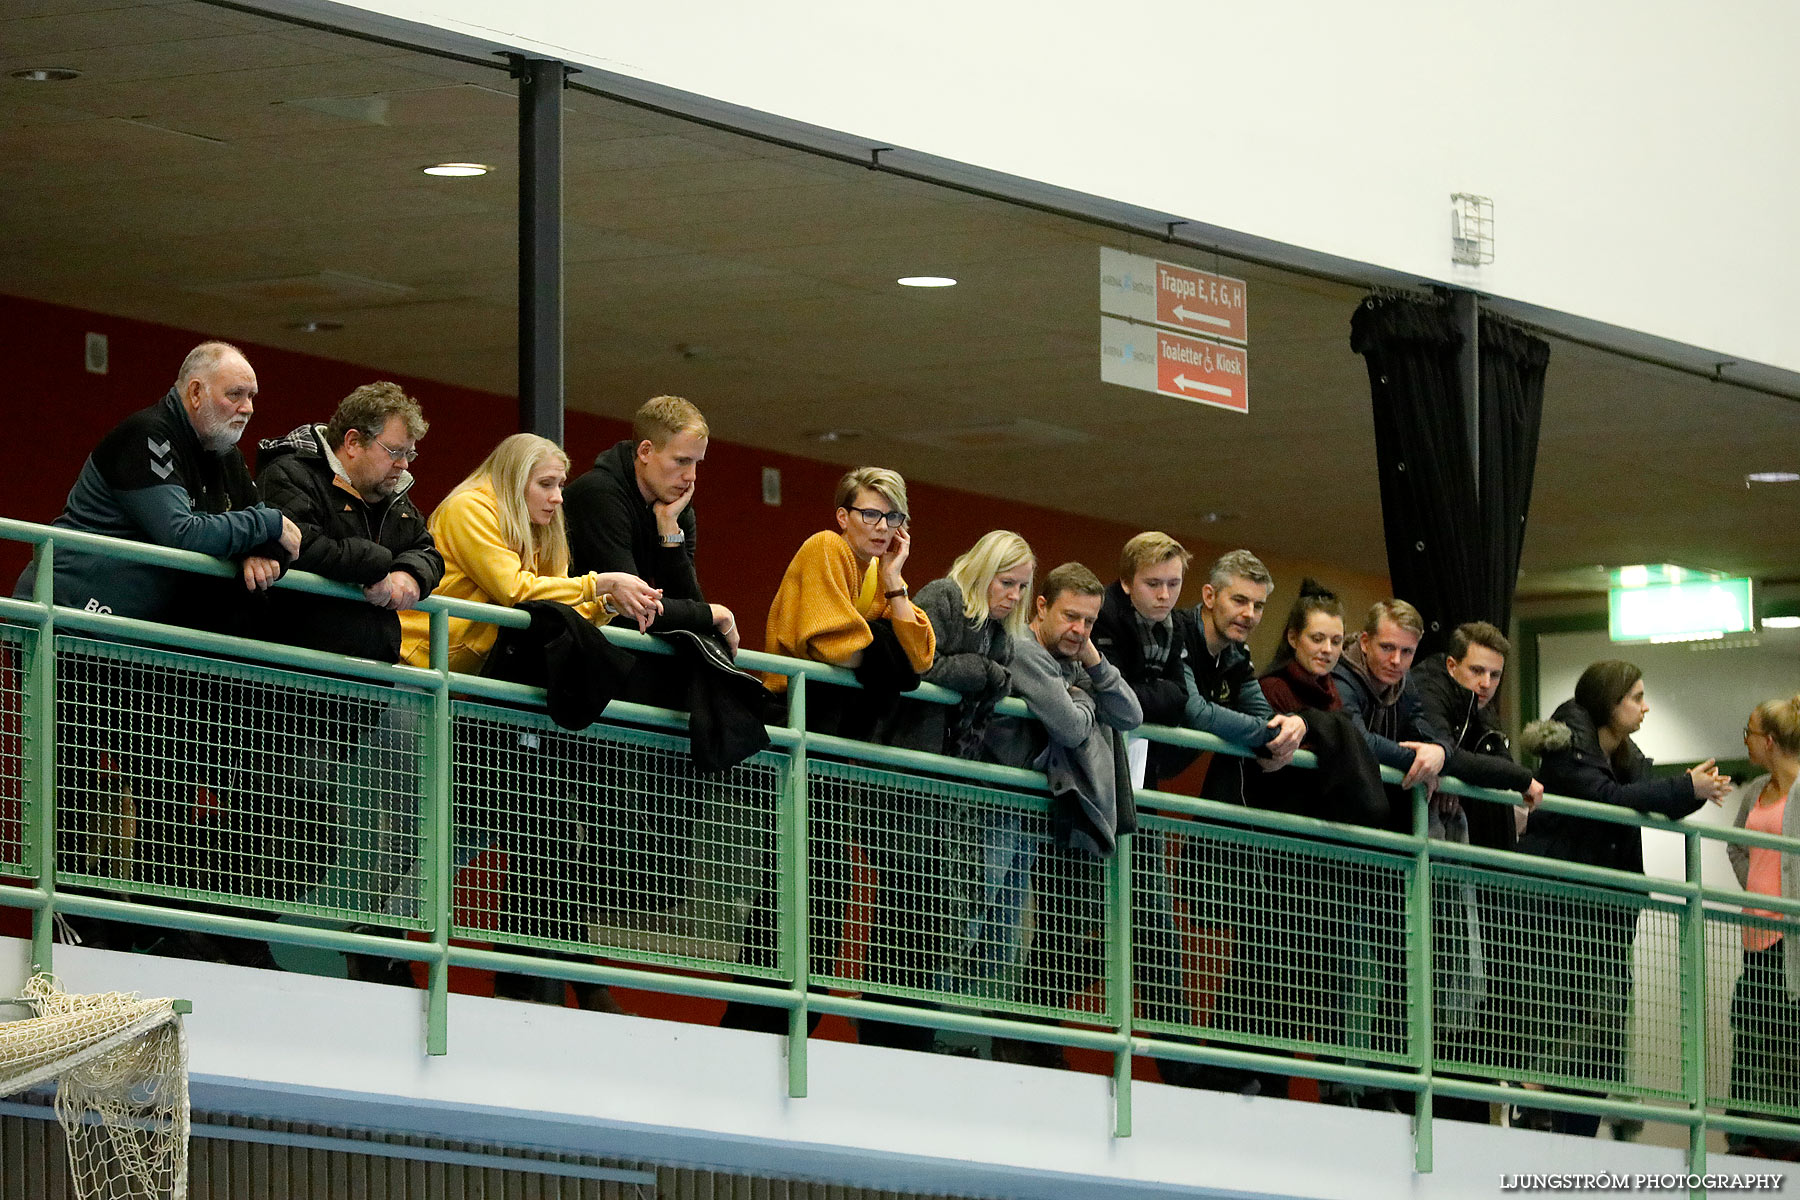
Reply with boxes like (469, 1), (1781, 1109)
(398, 433), (662, 672)
(395, 432), (661, 1010)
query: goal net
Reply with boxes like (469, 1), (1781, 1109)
(0, 973), (189, 1200)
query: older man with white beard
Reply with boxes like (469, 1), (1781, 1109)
(24, 340), (300, 624)
(21, 341), (301, 968)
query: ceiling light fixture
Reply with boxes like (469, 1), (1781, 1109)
(1200, 511), (1237, 524)
(806, 429), (864, 444)
(10, 67), (81, 82)
(896, 276), (956, 288)
(286, 319), (343, 333)
(421, 162), (489, 178)
(1746, 471), (1800, 485)
(1761, 616), (1800, 630)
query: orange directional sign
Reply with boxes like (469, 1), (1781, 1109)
(1099, 247), (1248, 344)
(1152, 261), (1247, 343)
(1100, 317), (1249, 414)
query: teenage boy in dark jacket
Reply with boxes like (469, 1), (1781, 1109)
(255, 382), (442, 662)
(1407, 620), (1542, 851)
(1092, 531), (1197, 788)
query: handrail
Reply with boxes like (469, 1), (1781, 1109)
(4, 516), (1788, 862)
(4, 515), (1796, 1174)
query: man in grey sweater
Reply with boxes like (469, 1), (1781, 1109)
(984, 562), (1141, 1068)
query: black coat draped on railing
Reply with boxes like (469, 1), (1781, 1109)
(1349, 295), (1549, 654)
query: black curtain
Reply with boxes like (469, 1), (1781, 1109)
(1348, 295), (1549, 656)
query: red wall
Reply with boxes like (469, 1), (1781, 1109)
(3, 294), (1256, 651)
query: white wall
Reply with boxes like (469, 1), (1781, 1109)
(291, 0), (1800, 375)
(3, 939), (1703, 1200)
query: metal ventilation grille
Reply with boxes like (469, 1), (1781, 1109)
(0, 1103), (986, 1200)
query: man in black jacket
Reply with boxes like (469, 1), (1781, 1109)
(1092, 531), (1195, 789)
(1407, 620), (1542, 850)
(253, 383), (443, 981)
(255, 381), (442, 662)
(564, 395), (739, 682)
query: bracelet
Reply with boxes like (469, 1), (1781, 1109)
(884, 586), (908, 600)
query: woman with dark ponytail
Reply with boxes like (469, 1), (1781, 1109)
(1512, 660), (1732, 1135)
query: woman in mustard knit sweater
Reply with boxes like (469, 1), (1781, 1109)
(721, 466), (937, 1035)
(762, 465), (936, 688)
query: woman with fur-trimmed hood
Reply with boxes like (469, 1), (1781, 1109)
(1508, 660), (1731, 1136)
(1518, 660), (1730, 872)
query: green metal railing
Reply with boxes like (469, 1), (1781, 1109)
(1, 517), (1796, 1181)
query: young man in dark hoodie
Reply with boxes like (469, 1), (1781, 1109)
(1331, 598), (1455, 807)
(564, 395), (739, 685)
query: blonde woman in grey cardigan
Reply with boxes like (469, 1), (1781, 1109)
(1724, 695), (1800, 1153)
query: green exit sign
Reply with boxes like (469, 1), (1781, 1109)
(1609, 567), (1754, 642)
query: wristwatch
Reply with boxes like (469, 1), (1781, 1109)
(884, 586), (908, 600)
(660, 529), (685, 547)
(601, 594), (618, 617)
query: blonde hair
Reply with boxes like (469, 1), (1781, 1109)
(1119, 532), (1190, 582)
(633, 395), (708, 448)
(1364, 597), (1424, 637)
(442, 433), (572, 576)
(1752, 694), (1800, 757)
(834, 466), (909, 517)
(946, 530), (1035, 636)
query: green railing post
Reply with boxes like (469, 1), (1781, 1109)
(425, 608), (453, 1056)
(1410, 783), (1433, 1174)
(27, 539), (55, 975)
(785, 673), (810, 1099)
(1111, 829), (1134, 1138)
(1682, 830), (1707, 1189)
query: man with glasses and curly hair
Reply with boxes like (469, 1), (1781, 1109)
(256, 380), (442, 660)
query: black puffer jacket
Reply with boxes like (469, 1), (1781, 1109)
(255, 425), (443, 662)
(1518, 698), (1702, 874)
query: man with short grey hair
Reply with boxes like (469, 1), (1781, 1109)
(24, 340), (300, 621)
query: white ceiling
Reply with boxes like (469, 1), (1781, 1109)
(5, 0), (1799, 595)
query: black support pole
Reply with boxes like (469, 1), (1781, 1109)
(514, 56), (565, 444)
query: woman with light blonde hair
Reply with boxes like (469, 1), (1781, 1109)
(395, 432), (661, 1011)
(398, 432), (661, 673)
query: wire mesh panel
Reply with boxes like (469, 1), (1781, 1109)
(806, 760), (1105, 1022)
(449, 701), (786, 977)
(53, 635), (431, 927)
(1705, 907), (1800, 1122)
(1435, 862), (1686, 1102)
(0, 624), (35, 878)
(1133, 813), (1415, 1065)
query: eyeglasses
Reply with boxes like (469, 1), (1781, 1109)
(369, 435), (419, 464)
(846, 505), (906, 529)
(1746, 725), (1766, 739)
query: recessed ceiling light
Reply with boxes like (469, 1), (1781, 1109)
(286, 319), (343, 333)
(421, 162), (489, 178)
(896, 276), (956, 288)
(1746, 471), (1800, 485)
(10, 67), (81, 82)
(1200, 511), (1238, 523)
(805, 429), (864, 443)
